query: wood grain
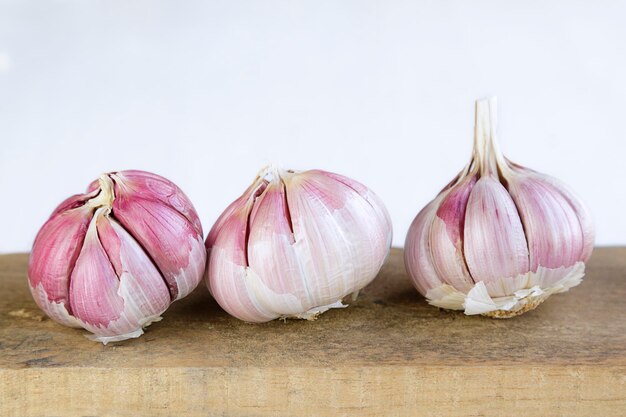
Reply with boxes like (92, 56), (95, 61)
(1, 248), (625, 416)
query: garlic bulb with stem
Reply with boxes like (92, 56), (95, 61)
(206, 166), (393, 322)
(404, 97), (594, 317)
(28, 170), (206, 343)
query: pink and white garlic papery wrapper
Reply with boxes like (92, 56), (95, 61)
(404, 98), (595, 318)
(206, 167), (392, 322)
(28, 170), (206, 343)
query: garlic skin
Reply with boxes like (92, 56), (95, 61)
(206, 167), (392, 322)
(404, 98), (594, 317)
(28, 170), (206, 343)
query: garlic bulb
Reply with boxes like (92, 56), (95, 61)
(404, 98), (594, 317)
(28, 170), (206, 343)
(206, 166), (392, 322)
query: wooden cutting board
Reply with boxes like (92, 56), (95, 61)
(1, 248), (625, 417)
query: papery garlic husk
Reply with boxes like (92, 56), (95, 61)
(28, 170), (206, 343)
(404, 98), (594, 318)
(206, 166), (393, 322)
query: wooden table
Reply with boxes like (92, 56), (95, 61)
(1, 248), (625, 416)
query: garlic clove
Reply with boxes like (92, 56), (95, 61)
(207, 204), (277, 323)
(111, 182), (206, 301)
(97, 213), (171, 313)
(111, 171), (203, 234)
(283, 170), (389, 306)
(69, 209), (170, 343)
(69, 209), (126, 333)
(404, 199), (445, 295)
(506, 173), (586, 271)
(246, 179), (310, 316)
(28, 203), (93, 328)
(205, 175), (277, 322)
(280, 173), (351, 305)
(429, 174), (477, 293)
(463, 176), (530, 290)
(521, 172), (595, 263)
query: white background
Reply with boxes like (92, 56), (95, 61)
(1, 0), (625, 252)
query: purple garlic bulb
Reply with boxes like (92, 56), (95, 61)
(404, 98), (594, 317)
(28, 170), (206, 343)
(206, 166), (392, 322)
